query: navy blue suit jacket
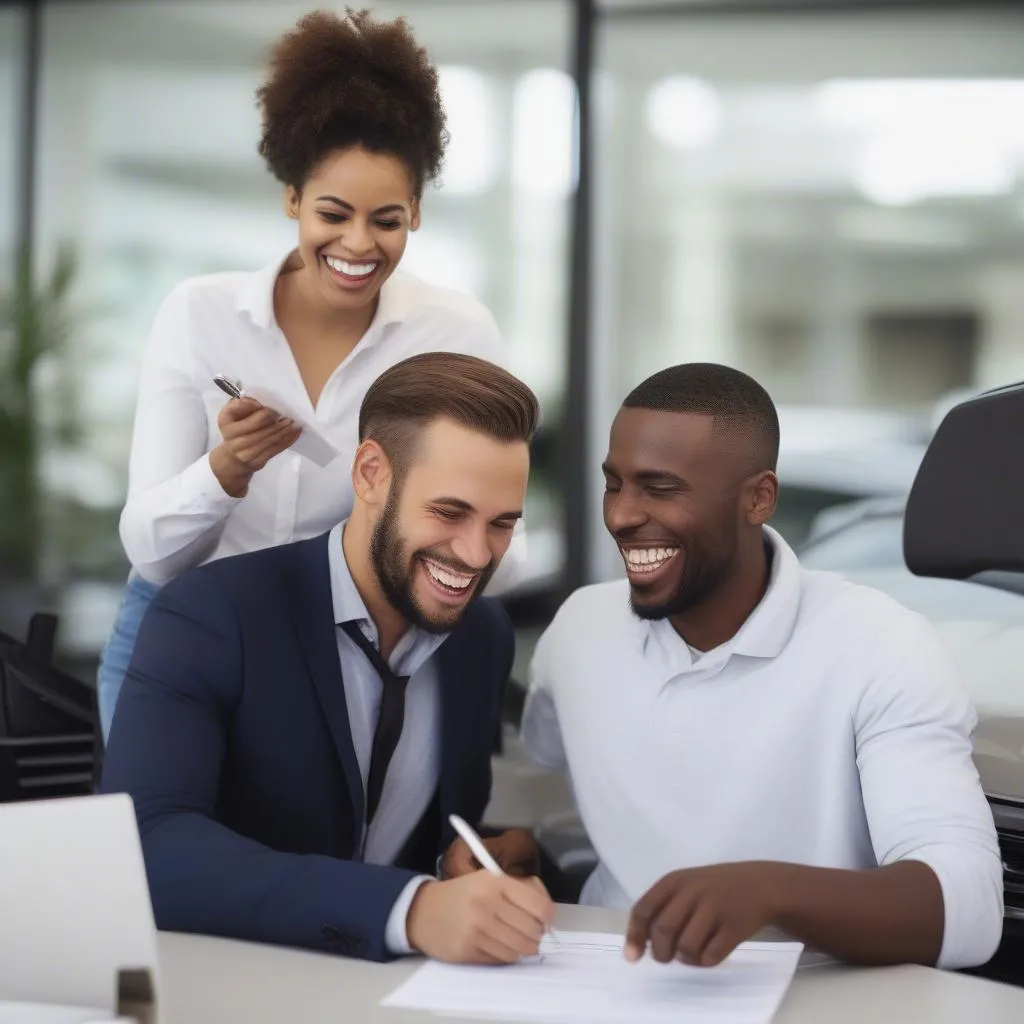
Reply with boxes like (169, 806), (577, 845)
(101, 532), (512, 961)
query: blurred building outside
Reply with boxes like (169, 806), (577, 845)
(0, 1), (1023, 676)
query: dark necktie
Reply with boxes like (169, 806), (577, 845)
(339, 621), (410, 828)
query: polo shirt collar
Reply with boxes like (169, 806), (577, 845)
(633, 526), (802, 670)
(728, 526), (802, 659)
(235, 250), (414, 342)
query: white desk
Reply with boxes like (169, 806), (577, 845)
(156, 905), (1024, 1024)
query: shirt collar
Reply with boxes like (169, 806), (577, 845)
(326, 521), (447, 665)
(235, 252), (290, 331)
(369, 271), (415, 333)
(236, 251), (415, 341)
(633, 526), (803, 669)
(727, 526), (803, 659)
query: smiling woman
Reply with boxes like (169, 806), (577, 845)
(95, 9), (516, 740)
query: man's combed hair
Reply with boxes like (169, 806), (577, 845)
(624, 363), (780, 471)
(359, 353), (540, 473)
(256, 9), (447, 194)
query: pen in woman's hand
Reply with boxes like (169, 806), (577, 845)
(213, 374), (245, 401)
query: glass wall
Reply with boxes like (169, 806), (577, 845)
(24, 0), (572, 657)
(0, 5), (27, 635)
(0, 6), (19, 279)
(589, 5), (1024, 579)
(12, 0), (1024, 651)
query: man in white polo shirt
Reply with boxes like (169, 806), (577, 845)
(519, 363), (1003, 972)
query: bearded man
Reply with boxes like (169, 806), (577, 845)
(102, 352), (554, 965)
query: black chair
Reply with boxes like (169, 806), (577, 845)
(905, 380), (1024, 581)
(903, 380), (1024, 984)
(0, 613), (98, 802)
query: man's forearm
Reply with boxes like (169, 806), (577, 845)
(769, 860), (944, 966)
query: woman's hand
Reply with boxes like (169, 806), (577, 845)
(210, 398), (302, 497)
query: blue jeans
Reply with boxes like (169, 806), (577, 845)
(96, 574), (161, 742)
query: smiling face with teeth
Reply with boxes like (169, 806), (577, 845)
(602, 406), (778, 641)
(284, 145), (419, 319)
(362, 418), (529, 634)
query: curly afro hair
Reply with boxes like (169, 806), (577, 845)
(256, 8), (448, 196)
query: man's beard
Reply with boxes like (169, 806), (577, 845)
(370, 488), (496, 634)
(629, 521), (738, 622)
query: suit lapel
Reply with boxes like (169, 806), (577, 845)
(288, 533), (365, 834)
(436, 640), (459, 850)
(436, 626), (478, 850)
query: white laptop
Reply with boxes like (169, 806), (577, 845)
(0, 794), (159, 1022)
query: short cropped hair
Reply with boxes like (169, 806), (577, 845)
(359, 353), (540, 477)
(257, 9), (447, 195)
(623, 363), (780, 472)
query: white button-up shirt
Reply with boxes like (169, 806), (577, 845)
(119, 254), (517, 585)
(521, 527), (1004, 971)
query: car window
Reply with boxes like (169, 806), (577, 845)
(773, 487), (870, 549)
(800, 515), (905, 572)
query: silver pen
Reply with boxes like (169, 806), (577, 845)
(212, 374), (244, 400)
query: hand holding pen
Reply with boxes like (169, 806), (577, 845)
(448, 814), (564, 948)
(210, 374), (301, 497)
(404, 815), (558, 964)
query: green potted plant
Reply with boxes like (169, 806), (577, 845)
(0, 248), (81, 612)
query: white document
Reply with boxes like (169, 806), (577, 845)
(383, 931), (803, 1024)
(242, 384), (341, 468)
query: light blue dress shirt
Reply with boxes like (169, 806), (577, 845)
(327, 522), (446, 952)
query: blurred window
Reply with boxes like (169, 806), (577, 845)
(0, 6), (22, 278)
(589, 6), (1024, 580)
(27, 0), (572, 649)
(800, 513), (905, 573)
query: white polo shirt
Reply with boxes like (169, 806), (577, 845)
(119, 253), (521, 586)
(521, 527), (1004, 971)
